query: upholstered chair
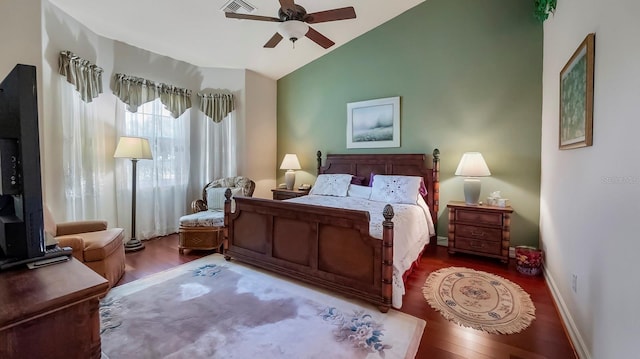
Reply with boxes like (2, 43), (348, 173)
(178, 176), (255, 254)
(191, 176), (256, 213)
(43, 206), (125, 289)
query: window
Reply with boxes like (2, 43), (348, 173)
(116, 98), (190, 240)
(123, 99), (189, 188)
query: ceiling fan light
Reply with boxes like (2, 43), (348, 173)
(278, 20), (309, 42)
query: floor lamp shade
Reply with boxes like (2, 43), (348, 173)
(114, 136), (153, 252)
(455, 152), (491, 205)
(113, 136), (153, 160)
(280, 154), (301, 190)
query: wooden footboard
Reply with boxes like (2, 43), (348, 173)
(223, 193), (394, 312)
(223, 150), (440, 311)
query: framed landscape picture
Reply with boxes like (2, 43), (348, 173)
(346, 96), (400, 148)
(559, 33), (595, 150)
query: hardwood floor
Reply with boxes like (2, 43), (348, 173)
(116, 234), (577, 359)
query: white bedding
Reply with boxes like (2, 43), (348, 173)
(285, 194), (435, 309)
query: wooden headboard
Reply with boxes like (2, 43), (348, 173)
(316, 149), (441, 231)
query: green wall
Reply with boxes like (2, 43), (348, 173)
(277, 0), (543, 246)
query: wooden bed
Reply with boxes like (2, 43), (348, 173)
(223, 150), (440, 312)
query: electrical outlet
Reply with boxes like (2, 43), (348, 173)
(571, 274), (578, 293)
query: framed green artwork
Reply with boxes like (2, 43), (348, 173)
(559, 33), (595, 150)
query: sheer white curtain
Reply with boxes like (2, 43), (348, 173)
(194, 92), (237, 184)
(196, 110), (237, 185)
(58, 73), (110, 221)
(114, 99), (190, 241)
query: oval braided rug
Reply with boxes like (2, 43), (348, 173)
(422, 267), (536, 334)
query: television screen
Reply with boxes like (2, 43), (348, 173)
(0, 64), (45, 263)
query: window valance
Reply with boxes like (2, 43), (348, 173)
(113, 73), (192, 118)
(159, 84), (192, 119)
(58, 50), (103, 103)
(198, 92), (235, 123)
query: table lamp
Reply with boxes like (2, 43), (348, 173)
(280, 154), (301, 190)
(455, 152), (491, 205)
(114, 136), (153, 252)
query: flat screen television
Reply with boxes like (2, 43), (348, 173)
(0, 64), (45, 265)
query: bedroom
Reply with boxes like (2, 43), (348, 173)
(0, 0), (637, 358)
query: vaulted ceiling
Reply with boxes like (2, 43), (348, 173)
(49, 0), (426, 79)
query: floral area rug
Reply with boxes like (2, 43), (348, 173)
(100, 254), (425, 358)
(422, 267), (535, 334)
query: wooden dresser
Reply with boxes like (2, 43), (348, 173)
(447, 201), (513, 263)
(0, 258), (109, 358)
(271, 188), (309, 200)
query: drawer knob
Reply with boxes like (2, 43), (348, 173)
(470, 229), (486, 238)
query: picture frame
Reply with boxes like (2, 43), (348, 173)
(559, 33), (595, 150)
(346, 96), (400, 149)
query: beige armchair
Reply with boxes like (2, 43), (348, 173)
(178, 176), (255, 254)
(44, 206), (125, 289)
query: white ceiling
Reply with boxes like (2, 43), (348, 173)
(49, 0), (425, 80)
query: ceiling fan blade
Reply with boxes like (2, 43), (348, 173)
(305, 27), (335, 49)
(279, 0), (296, 14)
(305, 7), (356, 24)
(225, 12), (281, 22)
(264, 33), (283, 48)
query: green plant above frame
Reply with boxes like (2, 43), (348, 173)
(534, 0), (557, 22)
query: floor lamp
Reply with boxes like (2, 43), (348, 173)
(114, 136), (153, 252)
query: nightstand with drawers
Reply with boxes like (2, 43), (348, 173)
(447, 201), (513, 263)
(271, 188), (310, 200)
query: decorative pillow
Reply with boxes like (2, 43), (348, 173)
(347, 184), (372, 199)
(309, 174), (352, 197)
(370, 172), (427, 196)
(368, 172), (378, 187)
(206, 187), (242, 210)
(350, 175), (366, 186)
(419, 178), (428, 196)
(369, 175), (423, 204)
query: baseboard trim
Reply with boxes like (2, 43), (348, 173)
(543, 266), (590, 359)
(436, 236), (447, 246)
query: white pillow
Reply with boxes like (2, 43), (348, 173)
(369, 175), (422, 204)
(347, 184), (372, 199)
(309, 174), (352, 197)
(206, 187), (242, 210)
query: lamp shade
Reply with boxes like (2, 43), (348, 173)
(279, 154), (301, 170)
(114, 136), (153, 159)
(278, 20), (309, 42)
(455, 152), (491, 177)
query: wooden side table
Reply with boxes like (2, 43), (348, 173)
(447, 201), (513, 263)
(271, 188), (309, 200)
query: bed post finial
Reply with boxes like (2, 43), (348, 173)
(383, 204), (395, 222)
(317, 150), (322, 176)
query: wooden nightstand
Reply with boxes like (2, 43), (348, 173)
(447, 201), (513, 263)
(271, 188), (309, 200)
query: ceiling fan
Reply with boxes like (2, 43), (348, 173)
(225, 0), (356, 49)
